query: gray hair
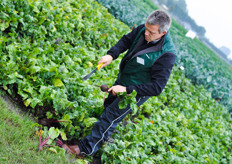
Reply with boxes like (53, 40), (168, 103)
(146, 10), (171, 33)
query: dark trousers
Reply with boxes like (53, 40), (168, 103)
(78, 93), (150, 156)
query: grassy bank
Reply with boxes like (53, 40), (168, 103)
(0, 95), (74, 164)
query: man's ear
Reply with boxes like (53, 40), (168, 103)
(162, 31), (167, 35)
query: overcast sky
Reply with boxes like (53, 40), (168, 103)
(185, 0), (232, 59)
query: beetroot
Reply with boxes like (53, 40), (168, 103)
(100, 84), (109, 92)
(95, 84), (111, 107)
(37, 129), (52, 152)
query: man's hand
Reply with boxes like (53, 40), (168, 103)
(98, 55), (113, 68)
(108, 85), (126, 96)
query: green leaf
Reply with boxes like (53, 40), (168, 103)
(30, 98), (43, 108)
(29, 66), (41, 74)
(47, 147), (57, 154)
(207, 76), (212, 82)
(78, 112), (85, 122)
(48, 127), (60, 139)
(131, 103), (138, 115)
(31, 123), (42, 129)
(24, 98), (32, 107)
(46, 112), (53, 119)
(7, 73), (17, 84)
(54, 79), (64, 87)
(145, 139), (156, 146)
(3, 86), (8, 90)
(60, 114), (72, 127)
(83, 117), (98, 128)
(60, 130), (67, 141)
(76, 159), (89, 164)
(49, 66), (58, 75)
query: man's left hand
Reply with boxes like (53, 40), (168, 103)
(108, 85), (126, 96)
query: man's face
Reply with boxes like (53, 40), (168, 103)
(144, 22), (167, 42)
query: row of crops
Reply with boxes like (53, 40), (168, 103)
(0, 0), (232, 163)
(96, 0), (232, 111)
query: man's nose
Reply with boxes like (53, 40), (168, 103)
(145, 30), (149, 36)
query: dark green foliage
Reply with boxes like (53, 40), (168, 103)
(0, 0), (130, 140)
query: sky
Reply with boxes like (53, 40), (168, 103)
(185, 0), (232, 59)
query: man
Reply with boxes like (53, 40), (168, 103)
(62, 10), (176, 156)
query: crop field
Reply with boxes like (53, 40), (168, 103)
(96, 0), (232, 111)
(0, 0), (232, 163)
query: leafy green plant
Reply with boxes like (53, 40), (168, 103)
(1, 0), (232, 163)
(0, 0), (130, 140)
(101, 67), (232, 164)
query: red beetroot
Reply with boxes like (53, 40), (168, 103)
(100, 84), (109, 92)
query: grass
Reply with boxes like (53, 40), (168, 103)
(0, 95), (83, 164)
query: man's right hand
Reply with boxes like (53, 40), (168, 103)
(98, 55), (113, 68)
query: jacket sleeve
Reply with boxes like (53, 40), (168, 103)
(107, 24), (144, 60)
(126, 52), (176, 96)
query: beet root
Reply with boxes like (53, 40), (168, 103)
(100, 84), (109, 92)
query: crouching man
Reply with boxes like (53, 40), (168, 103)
(62, 9), (176, 156)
